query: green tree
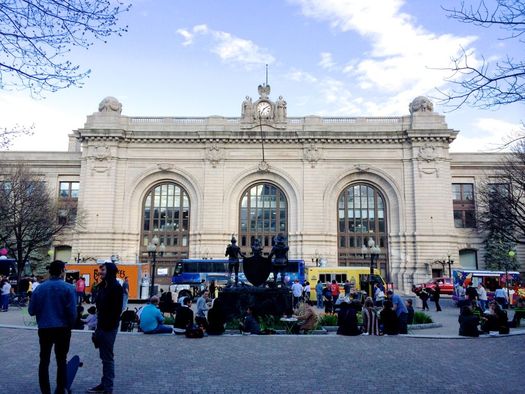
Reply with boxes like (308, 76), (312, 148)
(483, 233), (519, 270)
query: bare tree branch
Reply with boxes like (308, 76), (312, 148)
(0, 124), (34, 150)
(0, 0), (130, 95)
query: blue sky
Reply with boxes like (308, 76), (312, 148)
(1, 0), (523, 151)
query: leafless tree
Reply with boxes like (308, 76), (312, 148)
(438, 0), (525, 109)
(0, 165), (80, 283)
(476, 139), (525, 246)
(0, 0), (130, 95)
(0, 124), (34, 150)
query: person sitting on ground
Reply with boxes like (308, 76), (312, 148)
(458, 304), (481, 337)
(511, 298), (525, 327)
(195, 290), (210, 330)
(292, 301), (317, 334)
(406, 299), (414, 325)
(362, 297), (379, 335)
(173, 297), (194, 335)
(139, 296), (173, 334)
(337, 299), (361, 336)
(379, 300), (398, 335)
(207, 298), (226, 335)
(240, 306), (260, 335)
(82, 306), (98, 331)
(481, 301), (509, 334)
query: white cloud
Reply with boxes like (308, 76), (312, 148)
(319, 52), (336, 70)
(176, 24), (275, 69)
(291, 0), (479, 104)
(450, 118), (523, 152)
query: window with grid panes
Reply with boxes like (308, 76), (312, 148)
(452, 183), (476, 228)
(141, 182), (190, 261)
(337, 184), (387, 271)
(239, 183), (287, 256)
(59, 181), (79, 199)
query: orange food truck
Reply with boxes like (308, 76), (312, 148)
(65, 261), (150, 300)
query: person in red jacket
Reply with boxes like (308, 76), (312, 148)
(330, 280), (340, 305)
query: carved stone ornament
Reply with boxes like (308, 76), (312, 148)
(409, 96), (434, 114)
(258, 160), (270, 173)
(98, 96), (122, 114)
(417, 143), (438, 162)
(157, 163), (174, 171)
(303, 144), (322, 168)
(205, 144), (224, 168)
(354, 164), (370, 172)
(88, 144), (112, 175)
(258, 84), (271, 99)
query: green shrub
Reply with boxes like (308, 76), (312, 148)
(412, 311), (433, 324)
(317, 313), (338, 326)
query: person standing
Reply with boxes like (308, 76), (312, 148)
(122, 277), (129, 311)
(209, 280), (216, 300)
(343, 280), (351, 297)
(330, 280), (340, 306)
(315, 280), (323, 309)
(87, 262), (123, 394)
(387, 290), (408, 334)
(1, 278), (11, 312)
(291, 279), (303, 309)
(419, 287), (430, 311)
(477, 283), (488, 311)
(28, 260), (76, 394)
(433, 283), (442, 312)
(494, 285), (508, 309)
(303, 281), (311, 303)
(75, 277), (86, 305)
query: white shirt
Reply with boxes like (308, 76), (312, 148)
(1, 282), (11, 295)
(292, 283), (303, 297)
(304, 285), (311, 293)
(477, 286), (487, 301)
(31, 281), (40, 292)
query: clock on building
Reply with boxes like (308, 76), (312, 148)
(256, 101), (272, 118)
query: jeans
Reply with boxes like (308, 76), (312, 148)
(1, 294), (9, 311)
(479, 299), (487, 311)
(316, 294), (323, 309)
(122, 294), (129, 312)
(95, 328), (118, 392)
(398, 312), (408, 334)
(38, 327), (71, 394)
(76, 292), (84, 305)
(293, 296), (301, 309)
(145, 324), (173, 334)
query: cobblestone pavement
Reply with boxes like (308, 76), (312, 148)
(1, 297), (524, 393)
(1, 326), (524, 394)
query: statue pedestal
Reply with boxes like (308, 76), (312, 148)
(219, 285), (292, 321)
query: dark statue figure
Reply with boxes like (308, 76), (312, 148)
(225, 236), (244, 286)
(268, 233), (289, 284)
(243, 238), (271, 287)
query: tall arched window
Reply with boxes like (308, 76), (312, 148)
(337, 184), (388, 272)
(141, 183), (190, 262)
(239, 183), (287, 256)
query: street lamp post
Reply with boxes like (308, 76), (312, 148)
(147, 236), (165, 297)
(362, 238), (381, 296)
(507, 250), (516, 303)
(446, 255), (454, 278)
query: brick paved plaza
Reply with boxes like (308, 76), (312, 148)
(1, 318), (524, 394)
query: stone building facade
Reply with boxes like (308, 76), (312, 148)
(1, 88), (523, 292)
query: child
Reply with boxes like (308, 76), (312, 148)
(82, 306), (98, 330)
(406, 299), (414, 325)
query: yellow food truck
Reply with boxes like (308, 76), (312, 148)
(305, 266), (385, 300)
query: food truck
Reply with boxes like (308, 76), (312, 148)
(65, 261), (150, 300)
(452, 269), (524, 306)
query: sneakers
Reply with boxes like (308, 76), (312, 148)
(86, 384), (105, 393)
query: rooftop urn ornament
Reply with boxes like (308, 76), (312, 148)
(98, 96), (122, 114)
(409, 96), (434, 114)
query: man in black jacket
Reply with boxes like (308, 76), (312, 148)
(87, 262), (123, 394)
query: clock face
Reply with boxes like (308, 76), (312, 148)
(257, 101), (272, 117)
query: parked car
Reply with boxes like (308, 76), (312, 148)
(412, 277), (454, 295)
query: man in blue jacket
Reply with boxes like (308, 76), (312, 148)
(29, 260), (76, 394)
(139, 296), (173, 334)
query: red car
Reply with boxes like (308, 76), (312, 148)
(412, 277), (454, 295)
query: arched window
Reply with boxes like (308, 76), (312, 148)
(141, 183), (190, 262)
(239, 183), (287, 256)
(337, 184), (388, 272)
